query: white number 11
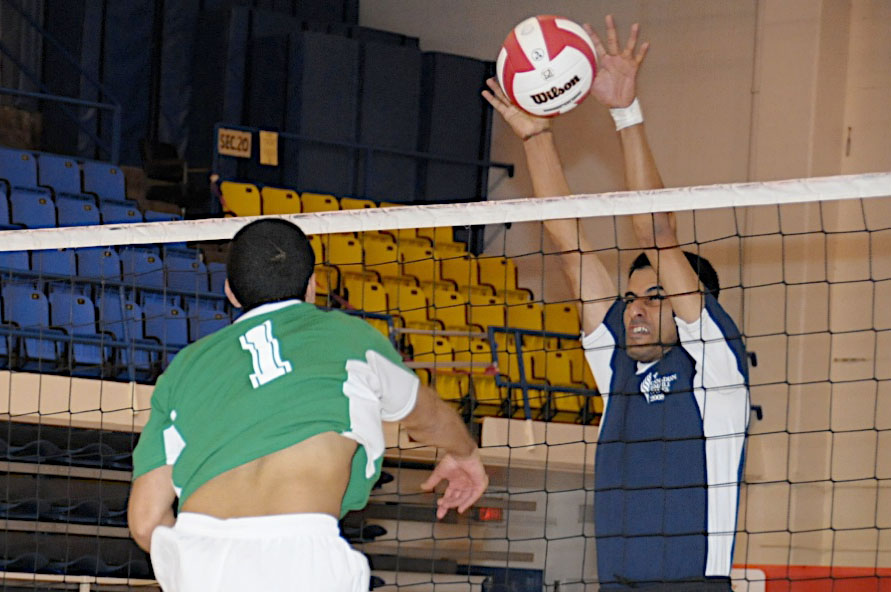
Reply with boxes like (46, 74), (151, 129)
(239, 320), (293, 388)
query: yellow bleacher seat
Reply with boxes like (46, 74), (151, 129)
(408, 333), (454, 366)
(364, 238), (401, 279)
(326, 234), (364, 276)
(314, 264), (339, 301)
(400, 242), (438, 284)
(440, 256), (479, 289)
(261, 186), (300, 214)
(301, 192), (339, 213)
(469, 374), (506, 416)
(431, 289), (468, 328)
(507, 301), (544, 351)
(343, 277), (388, 312)
(478, 256), (518, 292)
(501, 352), (545, 418)
(452, 336), (491, 370)
(544, 302), (581, 337)
(342, 276), (390, 338)
(468, 295), (505, 330)
(418, 279), (458, 301)
(220, 181), (261, 217)
(429, 371), (470, 407)
(417, 227), (467, 256)
(309, 235), (324, 263)
(387, 284), (429, 326)
(496, 288), (533, 305)
(340, 197), (376, 210)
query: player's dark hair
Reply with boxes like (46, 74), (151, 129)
(226, 219), (316, 311)
(629, 251), (720, 300)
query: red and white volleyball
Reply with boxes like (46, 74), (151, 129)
(496, 15), (598, 117)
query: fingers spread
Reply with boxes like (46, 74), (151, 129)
(605, 14), (619, 54)
(625, 23), (640, 55)
(636, 41), (650, 65)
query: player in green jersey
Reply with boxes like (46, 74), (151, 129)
(128, 219), (488, 592)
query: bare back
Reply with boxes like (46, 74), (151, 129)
(182, 432), (357, 518)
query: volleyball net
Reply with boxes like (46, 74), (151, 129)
(1, 171), (890, 590)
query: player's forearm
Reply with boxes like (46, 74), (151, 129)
(523, 129), (571, 198)
(618, 122), (663, 192)
(405, 393), (477, 458)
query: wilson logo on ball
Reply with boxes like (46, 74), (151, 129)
(531, 75), (581, 105)
(497, 15), (598, 118)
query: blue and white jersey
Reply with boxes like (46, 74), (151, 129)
(582, 294), (749, 587)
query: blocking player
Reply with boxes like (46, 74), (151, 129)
(128, 219), (488, 592)
(484, 15), (749, 591)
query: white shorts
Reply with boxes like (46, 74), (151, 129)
(150, 512), (370, 592)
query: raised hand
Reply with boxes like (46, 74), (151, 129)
(482, 77), (551, 140)
(585, 15), (649, 108)
(420, 452), (489, 520)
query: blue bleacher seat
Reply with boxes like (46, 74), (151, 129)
(144, 300), (188, 367)
(96, 290), (158, 381)
(120, 246), (164, 290)
(32, 249), (77, 278)
(82, 161), (126, 200)
(164, 248), (208, 293)
(9, 191), (56, 228)
(98, 198), (142, 224)
(144, 210), (182, 222)
(48, 289), (108, 376)
(187, 302), (229, 341)
(76, 247), (122, 280)
(56, 193), (100, 226)
(1, 284), (65, 370)
(0, 188), (22, 229)
(37, 154), (83, 195)
(208, 261), (227, 294)
(0, 147), (40, 189)
(0, 251), (30, 273)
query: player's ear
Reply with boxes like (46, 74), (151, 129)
(224, 279), (242, 309)
(304, 272), (317, 304)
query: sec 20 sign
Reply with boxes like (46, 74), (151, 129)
(217, 128), (252, 158)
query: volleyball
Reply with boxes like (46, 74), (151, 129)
(496, 15), (598, 117)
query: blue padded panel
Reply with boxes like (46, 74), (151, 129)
(359, 41), (422, 201)
(284, 31), (360, 196)
(9, 190), (56, 228)
(56, 193), (101, 227)
(37, 154), (83, 195)
(419, 52), (493, 203)
(82, 161), (126, 200)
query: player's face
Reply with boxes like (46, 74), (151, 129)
(623, 267), (678, 362)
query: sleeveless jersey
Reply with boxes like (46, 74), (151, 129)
(583, 294), (749, 587)
(132, 300), (419, 517)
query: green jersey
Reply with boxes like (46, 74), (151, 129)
(132, 300), (419, 516)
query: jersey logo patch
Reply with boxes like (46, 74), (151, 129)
(640, 371), (677, 403)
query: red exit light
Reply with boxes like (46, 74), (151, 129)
(477, 507), (503, 522)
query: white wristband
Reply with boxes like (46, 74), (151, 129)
(610, 98), (644, 131)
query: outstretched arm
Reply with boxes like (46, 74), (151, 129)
(588, 15), (702, 322)
(400, 384), (488, 519)
(482, 81), (615, 334)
